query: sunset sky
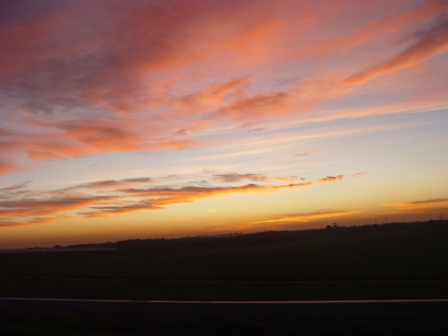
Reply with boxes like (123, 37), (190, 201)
(1, 0), (448, 249)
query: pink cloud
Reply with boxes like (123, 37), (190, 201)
(341, 16), (448, 86)
(1, 1), (447, 176)
(291, 0), (448, 60)
(175, 77), (251, 112)
(318, 175), (345, 183)
(217, 92), (290, 121)
(349, 172), (367, 178)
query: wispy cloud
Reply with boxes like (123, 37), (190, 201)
(250, 209), (361, 225)
(0, 181), (32, 192)
(341, 16), (448, 86)
(318, 175), (344, 183)
(295, 151), (316, 157)
(201, 168), (217, 175)
(213, 173), (268, 183)
(272, 176), (305, 183)
(217, 92), (290, 121)
(117, 182), (313, 212)
(69, 177), (153, 191)
(385, 198), (448, 212)
(349, 172), (367, 178)
(1, 166), (365, 227)
(0, 195), (116, 227)
(1, 170), (364, 227)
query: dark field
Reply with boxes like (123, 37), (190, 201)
(1, 221), (448, 334)
(2, 222), (448, 301)
(3, 311), (448, 336)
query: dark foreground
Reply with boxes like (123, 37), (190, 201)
(1, 221), (448, 334)
(3, 311), (448, 336)
(2, 301), (448, 335)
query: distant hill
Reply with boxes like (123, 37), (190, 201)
(67, 219), (448, 252)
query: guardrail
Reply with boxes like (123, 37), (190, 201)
(1, 298), (448, 335)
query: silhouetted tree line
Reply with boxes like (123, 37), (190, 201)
(67, 219), (448, 253)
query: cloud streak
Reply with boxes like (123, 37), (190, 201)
(386, 198), (448, 212)
(250, 209), (361, 225)
(295, 151), (316, 157)
(349, 172), (367, 179)
(341, 16), (448, 86)
(212, 173), (268, 183)
(318, 175), (344, 183)
(0, 169), (361, 227)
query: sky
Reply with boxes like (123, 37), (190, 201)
(1, 0), (448, 249)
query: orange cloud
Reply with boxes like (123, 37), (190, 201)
(385, 198), (448, 212)
(120, 182), (312, 209)
(70, 181), (315, 218)
(1, 166), (361, 227)
(25, 139), (90, 160)
(0, 160), (18, 175)
(250, 209), (361, 225)
(217, 92), (290, 121)
(175, 77), (251, 113)
(0, 173), (314, 226)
